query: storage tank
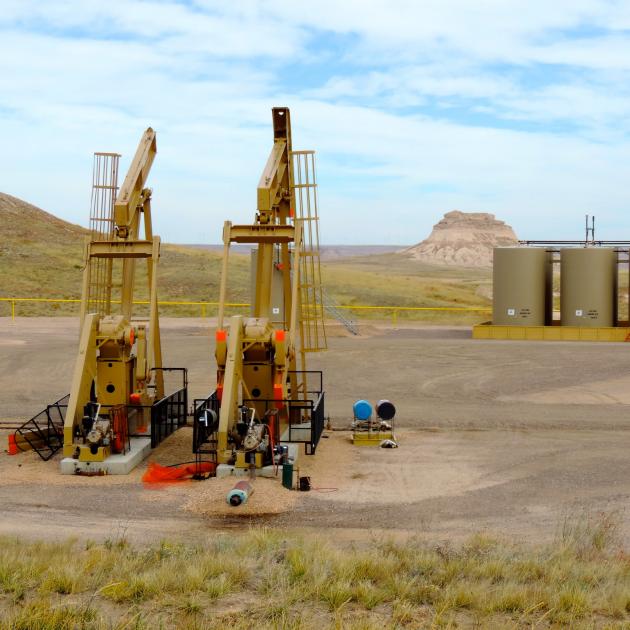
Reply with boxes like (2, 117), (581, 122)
(493, 247), (552, 326)
(561, 248), (617, 327)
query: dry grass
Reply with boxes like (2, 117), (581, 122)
(1, 513), (630, 629)
(320, 253), (491, 325)
(2, 192), (492, 324)
(3, 246), (491, 325)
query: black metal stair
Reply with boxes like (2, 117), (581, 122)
(14, 394), (68, 461)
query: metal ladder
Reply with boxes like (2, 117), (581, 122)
(85, 152), (120, 316)
(291, 150), (327, 352)
(322, 289), (359, 335)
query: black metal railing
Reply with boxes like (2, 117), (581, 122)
(287, 369), (325, 453)
(150, 389), (187, 448)
(150, 368), (188, 448)
(287, 370), (323, 397)
(192, 391), (220, 455)
(308, 391), (325, 455)
(14, 394), (69, 461)
(148, 367), (188, 400)
(190, 370), (325, 457)
(241, 395), (325, 455)
(14, 369), (188, 460)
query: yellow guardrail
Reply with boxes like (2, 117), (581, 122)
(0, 297), (491, 325)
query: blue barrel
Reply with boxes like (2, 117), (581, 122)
(353, 399), (372, 421)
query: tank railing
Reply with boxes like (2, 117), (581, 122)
(14, 393), (69, 461)
(519, 240), (630, 247)
(543, 250), (629, 261)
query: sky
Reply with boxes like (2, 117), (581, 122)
(1, 1), (630, 245)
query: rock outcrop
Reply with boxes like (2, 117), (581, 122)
(404, 210), (518, 267)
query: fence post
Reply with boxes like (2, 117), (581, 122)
(392, 309), (398, 327)
(11, 300), (15, 323)
(201, 303), (207, 318)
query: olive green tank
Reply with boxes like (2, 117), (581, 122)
(560, 248), (617, 327)
(493, 247), (552, 326)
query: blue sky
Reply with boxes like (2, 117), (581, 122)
(1, 1), (630, 244)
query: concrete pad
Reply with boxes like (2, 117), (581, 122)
(217, 464), (279, 479)
(216, 444), (300, 479)
(216, 463), (296, 479)
(60, 437), (151, 475)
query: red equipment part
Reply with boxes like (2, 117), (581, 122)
(111, 405), (128, 454)
(142, 461), (216, 483)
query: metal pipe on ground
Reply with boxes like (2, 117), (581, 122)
(227, 480), (255, 506)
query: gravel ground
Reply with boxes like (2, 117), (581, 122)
(2, 316), (630, 545)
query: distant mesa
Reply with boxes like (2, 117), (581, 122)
(404, 210), (518, 268)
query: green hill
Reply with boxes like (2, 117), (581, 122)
(0, 192), (87, 299)
(1, 193), (491, 322)
(0, 192), (250, 316)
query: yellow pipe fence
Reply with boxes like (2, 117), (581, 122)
(0, 297), (491, 326)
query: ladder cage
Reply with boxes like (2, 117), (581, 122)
(291, 150), (327, 354)
(87, 152), (120, 316)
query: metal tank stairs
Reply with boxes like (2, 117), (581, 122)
(290, 149), (358, 338)
(321, 289), (359, 336)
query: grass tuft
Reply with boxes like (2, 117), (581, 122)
(558, 509), (622, 558)
(1, 517), (630, 627)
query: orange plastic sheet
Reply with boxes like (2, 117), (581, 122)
(142, 462), (216, 483)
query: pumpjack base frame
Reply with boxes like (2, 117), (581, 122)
(60, 437), (151, 475)
(215, 443), (300, 478)
(216, 464), (279, 479)
(473, 323), (630, 342)
(352, 431), (395, 447)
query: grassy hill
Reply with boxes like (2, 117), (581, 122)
(322, 253), (490, 317)
(0, 193), (491, 322)
(0, 193), (87, 300)
(0, 193), (252, 317)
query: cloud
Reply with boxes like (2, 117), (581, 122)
(1, 1), (629, 244)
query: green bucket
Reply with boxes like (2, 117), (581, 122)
(282, 463), (294, 490)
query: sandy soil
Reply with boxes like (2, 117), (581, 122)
(2, 317), (630, 545)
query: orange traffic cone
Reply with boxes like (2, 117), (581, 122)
(7, 434), (18, 455)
